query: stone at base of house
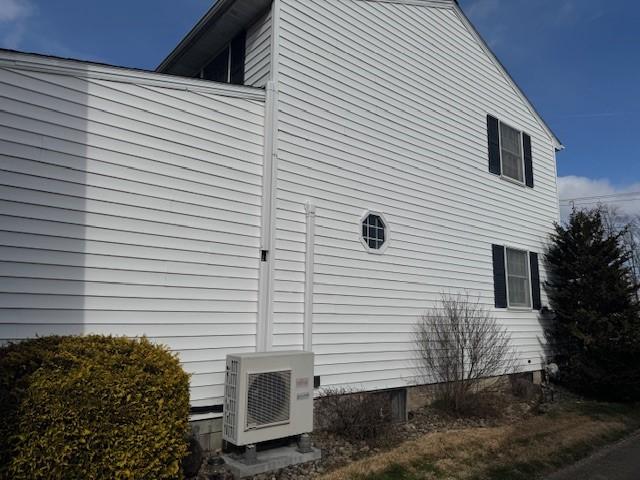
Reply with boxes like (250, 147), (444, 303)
(223, 446), (322, 479)
(407, 384), (438, 412)
(406, 370), (545, 412)
(532, 370), (543, 385)
(190, 417), (223, 453)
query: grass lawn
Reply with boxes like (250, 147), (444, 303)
(319, 400), (640, 480)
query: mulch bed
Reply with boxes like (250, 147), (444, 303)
(194, 391), (547, 480)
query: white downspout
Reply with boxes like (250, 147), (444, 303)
(257, 82), (277, 352)
(256, 0), (280, 352)
(303, 202), (316, 352)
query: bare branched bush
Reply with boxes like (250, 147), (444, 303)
(315, 387), (392, 441)
(414, 292), (516, 414)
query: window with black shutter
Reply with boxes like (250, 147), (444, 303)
(492, 245), (542, 310)
(487, 115), (534, 188)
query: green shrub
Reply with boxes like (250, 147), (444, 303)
(0, 335), (190, 480)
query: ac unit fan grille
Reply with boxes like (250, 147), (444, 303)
(246, 370), (291, 429)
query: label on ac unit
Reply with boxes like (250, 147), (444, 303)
(296, 378), (309, 389)
(297, 392), (310, 401)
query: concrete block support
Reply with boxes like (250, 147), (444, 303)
(190, 417), (223, 453)
(223, 446), (321, 479)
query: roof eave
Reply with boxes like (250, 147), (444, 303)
(157, 0), (272, 76)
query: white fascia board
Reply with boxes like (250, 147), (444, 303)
(0, 49), (266, 101)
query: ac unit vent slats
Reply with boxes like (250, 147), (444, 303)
(223, 359), (240, 442)
(246, 371), (291, 429)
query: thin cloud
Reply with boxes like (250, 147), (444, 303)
(465, 0), (500, 21)
(0, 0), (101, 62)
(0, 0), (32, 22)
(0, 0), (33, 50)
(555, 112), (625, 119)
(462, 0), (505, 48)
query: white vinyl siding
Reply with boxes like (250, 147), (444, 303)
(275, 0), (559, 392)
(245, 9), (272, 87)
(505, 248), (531, 308)
(0, 60), (265, 408)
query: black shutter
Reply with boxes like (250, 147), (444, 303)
(492, 245), (507, 308)
(523, 133), (534, 188)
(529, 252), (542, 310)
(230, 32), (246, 85)
(487, 115), (501, 175)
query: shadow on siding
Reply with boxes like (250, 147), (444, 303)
(0, 63), (89, 342)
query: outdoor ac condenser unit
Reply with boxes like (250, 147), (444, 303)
(222, 351), (314, 446)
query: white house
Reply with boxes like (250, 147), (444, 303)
(0, 0), (562, 447)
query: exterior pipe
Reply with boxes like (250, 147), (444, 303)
(303, 202), (316, 352)
(256, 80), (277, 352)
(257, 0), (281, 352)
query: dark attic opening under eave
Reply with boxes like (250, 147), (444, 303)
(157, 0), (272, 78)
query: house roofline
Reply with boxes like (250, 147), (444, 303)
(452, 3), (564, 150)
(157, 0), (563, 151)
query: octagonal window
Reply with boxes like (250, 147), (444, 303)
(362, 213), (386, 250)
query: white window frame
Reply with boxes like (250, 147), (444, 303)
(504, 247), (532, 310)
(360, 211), (389, 254)
(498, 120), (526, 186)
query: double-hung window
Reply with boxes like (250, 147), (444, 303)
(499, 122), (525, 184)
(505, 248), (531, 308)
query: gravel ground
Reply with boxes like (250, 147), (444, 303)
(194, 394), (540, 480)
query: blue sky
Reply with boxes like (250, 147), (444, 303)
(1, 0), (639, 214)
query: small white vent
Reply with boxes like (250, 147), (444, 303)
(223, 358), (240, 442)
(246, 370), (291, 429)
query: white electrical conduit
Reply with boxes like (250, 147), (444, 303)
(303, 201), (316, 352)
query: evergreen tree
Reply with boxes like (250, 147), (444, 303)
(545, 208), (640, 400)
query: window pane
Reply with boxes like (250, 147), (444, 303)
(203, 46), (230, 83)
(500, 123), (521, 154)
(506, 249), (527, 276)
(502, 152), (523, 182)
(508, 277), (530, 306)
(230, 32), (246, 85)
